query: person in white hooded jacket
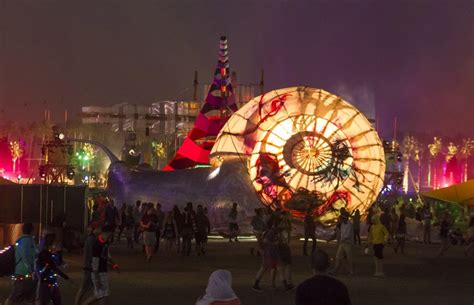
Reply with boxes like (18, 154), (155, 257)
(196, 270), (241, 305)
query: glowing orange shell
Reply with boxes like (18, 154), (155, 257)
(210, 87), (385, 222)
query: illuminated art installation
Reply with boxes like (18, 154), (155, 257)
(210, 87), (385, 222)
(73, 40), (385, 230)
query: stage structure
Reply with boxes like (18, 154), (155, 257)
(210, 87), (385, 222)
(39, 127), (75, 184)
(381, 139), (403, 199)
(164, 36), (237, 170)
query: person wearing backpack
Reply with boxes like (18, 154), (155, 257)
(5, 223), (37, 305)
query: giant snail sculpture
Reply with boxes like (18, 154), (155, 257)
(71, 87), (385, 229)
(210, 86), (385, 224)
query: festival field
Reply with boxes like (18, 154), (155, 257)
(1, 239), (472, 305)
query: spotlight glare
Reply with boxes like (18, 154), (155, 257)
(207, 167), (221, 180)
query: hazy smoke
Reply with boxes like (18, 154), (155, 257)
(334, 84), (376, 121)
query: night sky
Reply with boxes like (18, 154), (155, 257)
(0, 0), (472, 138)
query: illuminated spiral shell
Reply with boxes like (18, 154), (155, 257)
(210, 87), (385, 222)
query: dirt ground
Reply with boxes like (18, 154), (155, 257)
(0, 239), (473, 305)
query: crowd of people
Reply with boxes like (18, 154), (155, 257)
(327, 204), (474, 278)
(3, 196), (474, 305)
(3, 222), (121, 305)
(3, 197), (214, 305)
(89, 199), (212, 261)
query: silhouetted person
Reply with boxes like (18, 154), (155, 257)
(253, 220), (288, 292)
(295, 249), (351, 305)
(352, 209), (361, 245)
(132, 200), (142, 243)
(182, 203), (196, 256)
(173, 205), (184, 254)
(154, 203), (165, 254)
(117, 204), (127, 242)
(332, 212), (354, 275)
(141, 207), (158, 262)
(75, 226), (100, 305)
(104, 200), (119, 242)
(389, 208), (399, 243)
(366, 206), (374, 234)
(394, 214), (407, 254)
(437, 213), (451, 257)
(228, 203), (239, 242)
(83, 225), (120, 305)
(195, 205), (211, 256)
(422, 206), (433, 244)
(250, 208), (266, 256)
(303, 209), (316, 256)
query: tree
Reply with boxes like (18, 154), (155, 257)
(427, 137), (442, 188)
(9, 140), (23, 173)
(460, 138), (473, 182)
(402, 135), (418, 193)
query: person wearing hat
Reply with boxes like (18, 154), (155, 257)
(331, 211), (354, 275)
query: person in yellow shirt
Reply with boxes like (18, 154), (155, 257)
(368, 215), (389, 277)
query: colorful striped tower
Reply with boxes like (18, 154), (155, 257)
(164, 36), (237, 170)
